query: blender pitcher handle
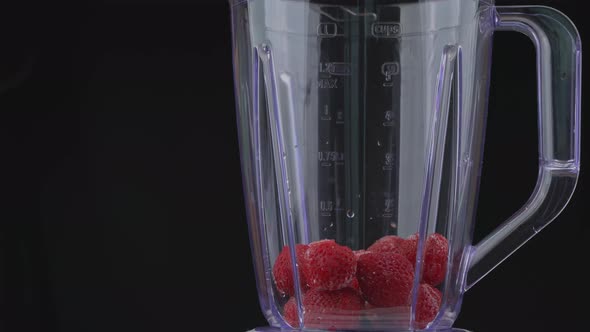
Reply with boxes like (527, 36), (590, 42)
(465, 6), (581, 290)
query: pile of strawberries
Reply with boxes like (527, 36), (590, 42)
(272, 233), (448, 329)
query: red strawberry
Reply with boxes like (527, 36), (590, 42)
(415, 283), (442, 327)
(273, 244), (309, 296)
(407, 233), (419, 242)
(368, 235), (418, 266)
(423, 233), (448, 286)
(357, 252), (415, 307)
(367, 235), (406, 254)
(352, 251), (367, 293)
(404, 233), (419, 265)
(283, 297), (299, 327)
(304, 240), (356, 291)
(303, 288), (363, 329)
(354, 249), (370, 260)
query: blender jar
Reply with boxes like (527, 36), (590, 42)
(230, 0), (581, 330)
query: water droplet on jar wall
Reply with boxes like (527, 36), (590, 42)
(346, 210), (355, 218)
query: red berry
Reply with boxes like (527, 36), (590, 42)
(345, 254), (360, 292)
(368, 235), (418, 267)
(353, 250), (369, 292)
(357, 252), (415, 307)
(407, 233), (419, 242)
(273, 244), (309, 296)
(415, 283), (442, 327)
(283, 297), (299, 327)
(303, 288), (363, 329)
(423, 233), (448, 286)
(404, 233), (419, 265)
(305, 288), (364, 311)
(304, 240), (356, 291)
(367, 235), (406, 254)
(354, 249), (370, 260)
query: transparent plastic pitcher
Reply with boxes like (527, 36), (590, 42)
(230, 0), (581, 330)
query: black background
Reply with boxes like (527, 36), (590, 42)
(0, 0), (587, 331)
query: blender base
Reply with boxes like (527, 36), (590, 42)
(249, 328), (471, 332)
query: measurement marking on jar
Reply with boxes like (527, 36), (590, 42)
(336, 111), (344, 124)
(321, 105), (331, 121)
(381, 62), (400, 87)
(334, 198), (344, 212)
(319, 151), (344, 167)
(317, 23), (339, 37)
(382, 152), (394, 171)
(320, 62), (351, 76)
(320, 200), (334, 217)
(382, 198), (394, 218)
(318, 78), (339, 89)
(371, 22), (401, 38)
(383, 110), (394, 127)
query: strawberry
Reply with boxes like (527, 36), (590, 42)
(282, 288), (363, 329)
(273, 244), (309, 296)
(351, 278), (359, 290)
(283, 297), (299, 327)
(368, 235), (418, 266)
(367, 235), (406, 254)
(354, 249), (370, 260)
(304, 240), (356, 291)
(422, 233), (448, 286)
(357, 252), (415, 307)
(415, 283), (442, 327)
(303, 288), (363, 329)
(404, 233), (419, 265)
